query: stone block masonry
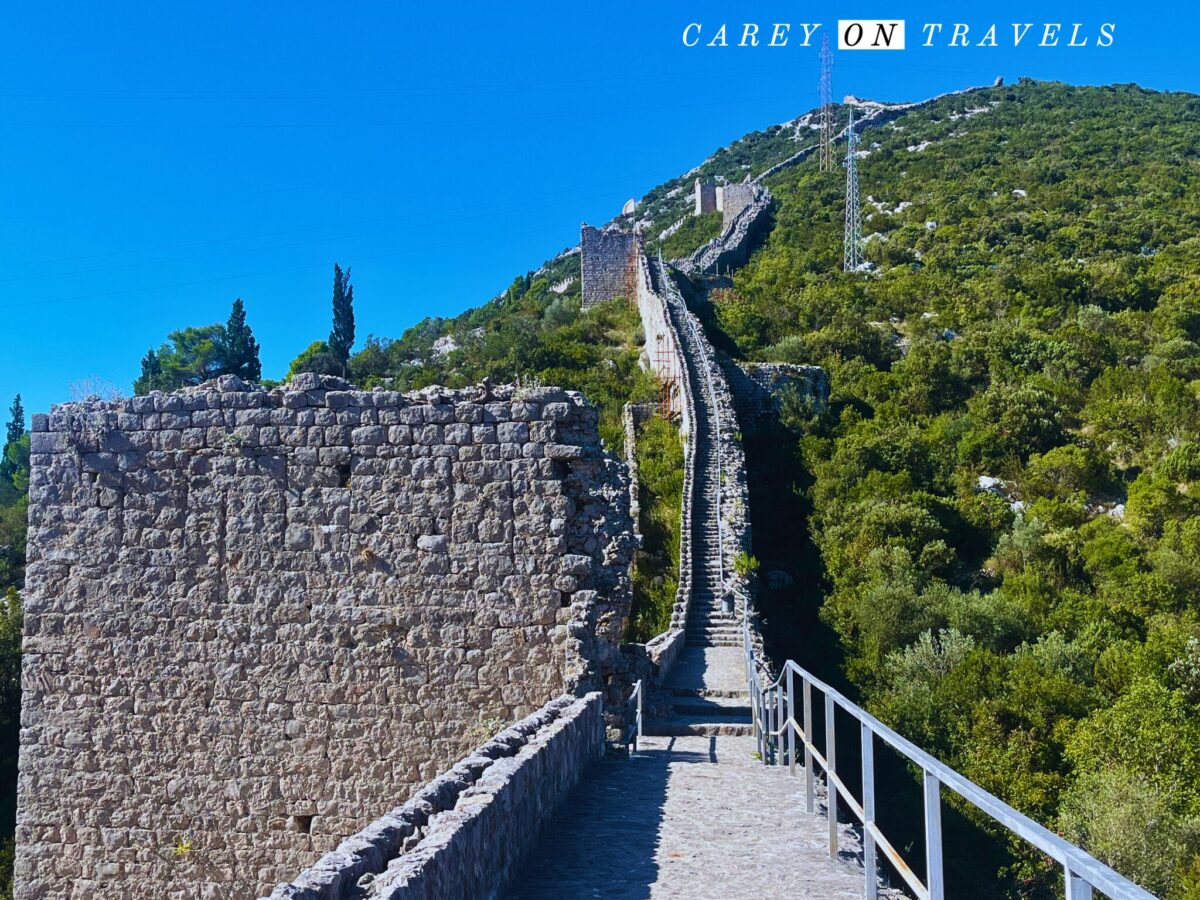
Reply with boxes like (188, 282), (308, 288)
(16, 374), (634, 900)
(580, 225), (639, 309)
(262, 693), (604, 900)
(718, 182), (757, 231)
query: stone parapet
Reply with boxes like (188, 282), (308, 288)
(261, 693), (604, 900)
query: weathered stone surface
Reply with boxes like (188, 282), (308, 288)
(580, 226), (639, 309)
(505, 734), (888, 899)
(261, 693), (604, 900)
(16, 378), (634, 900)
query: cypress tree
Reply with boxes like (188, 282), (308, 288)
(220, 298), (262, 382)
(4, 396), (22, 449)
(328, 264), (355, 375)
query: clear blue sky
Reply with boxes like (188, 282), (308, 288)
(1, 0), (1195, 418)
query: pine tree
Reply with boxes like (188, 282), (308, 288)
(328, 264), (355, 375)
(134, 349), (163, 395)
(220, 298), (262, 382)
(4, 396), (22, 449)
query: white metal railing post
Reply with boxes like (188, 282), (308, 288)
(767, 687), (777, 765)
(803, 678), (814, 812)
(1066, 868), (1095, 900)
(787, 667), (797, 777)
(861, 723), (877, 900)
(924, 771), (945, 900)
(826, 693), (838, 857)
(775, 684), (786, 765)
(637, 681), (643, 747)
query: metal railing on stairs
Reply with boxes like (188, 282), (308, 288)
(742, 619), (1154, 900)
(622, 679), (643, 755)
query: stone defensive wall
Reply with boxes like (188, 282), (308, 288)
(262, 693), (603, 900)
(659, 271), (755, 626)
(755, 83), (997, 183)
(16, 374), (633, 899)
(718, 182), (758, 231)
(628, 257), (698, 681)
(674, 185), (774, 278)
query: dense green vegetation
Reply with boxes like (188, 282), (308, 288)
(646, 211), (722, 259)
(629, 416), (683, 641)
(701, 80), (1200, 896)
(0, 397), (28, 898)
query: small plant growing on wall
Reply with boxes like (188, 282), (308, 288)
(733, 551), (759, 578)
(172, 837), (193, 858)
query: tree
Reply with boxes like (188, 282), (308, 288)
(133, 325), (225, 395)
(286, 340), (342, 379)
(136, 349), (164, 394)
(219, 298), (262, 382)
(3, 398), (21, 451)
(132, 298), (264, 396)
(0, 399), (23, 486)
(328, 264), (355, 375)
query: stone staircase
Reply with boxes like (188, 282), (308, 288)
(643, 260), (753, 739)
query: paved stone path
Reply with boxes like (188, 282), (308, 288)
(665, 645), (745, 695)
(504, 735), (870, 899)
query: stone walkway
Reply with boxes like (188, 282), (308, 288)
(664, 645), (745, 695)
(503, 735), (870, 899)
(505, 259), (873, 897)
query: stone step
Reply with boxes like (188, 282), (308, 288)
(670, 687), (750, 699)
(669, 698), (752, 717)
(644, 715), (753, 738)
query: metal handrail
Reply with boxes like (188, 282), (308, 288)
(623, 679), (643, 755)
(742, 620), (1153, 900)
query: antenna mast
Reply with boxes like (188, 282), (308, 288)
(819, 35), (834, 172)
(843, 107), (862, 272)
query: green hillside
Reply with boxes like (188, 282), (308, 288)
(720, 80), (1200, 897)
(341, 79), (1200, 896)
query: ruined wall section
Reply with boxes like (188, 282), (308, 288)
(580, 225), (639, 309)
(16, 375), (633, 900)
(693, 179), (718, 216)
(675, 186), (774, 278)
(718, 182), (757, 231)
